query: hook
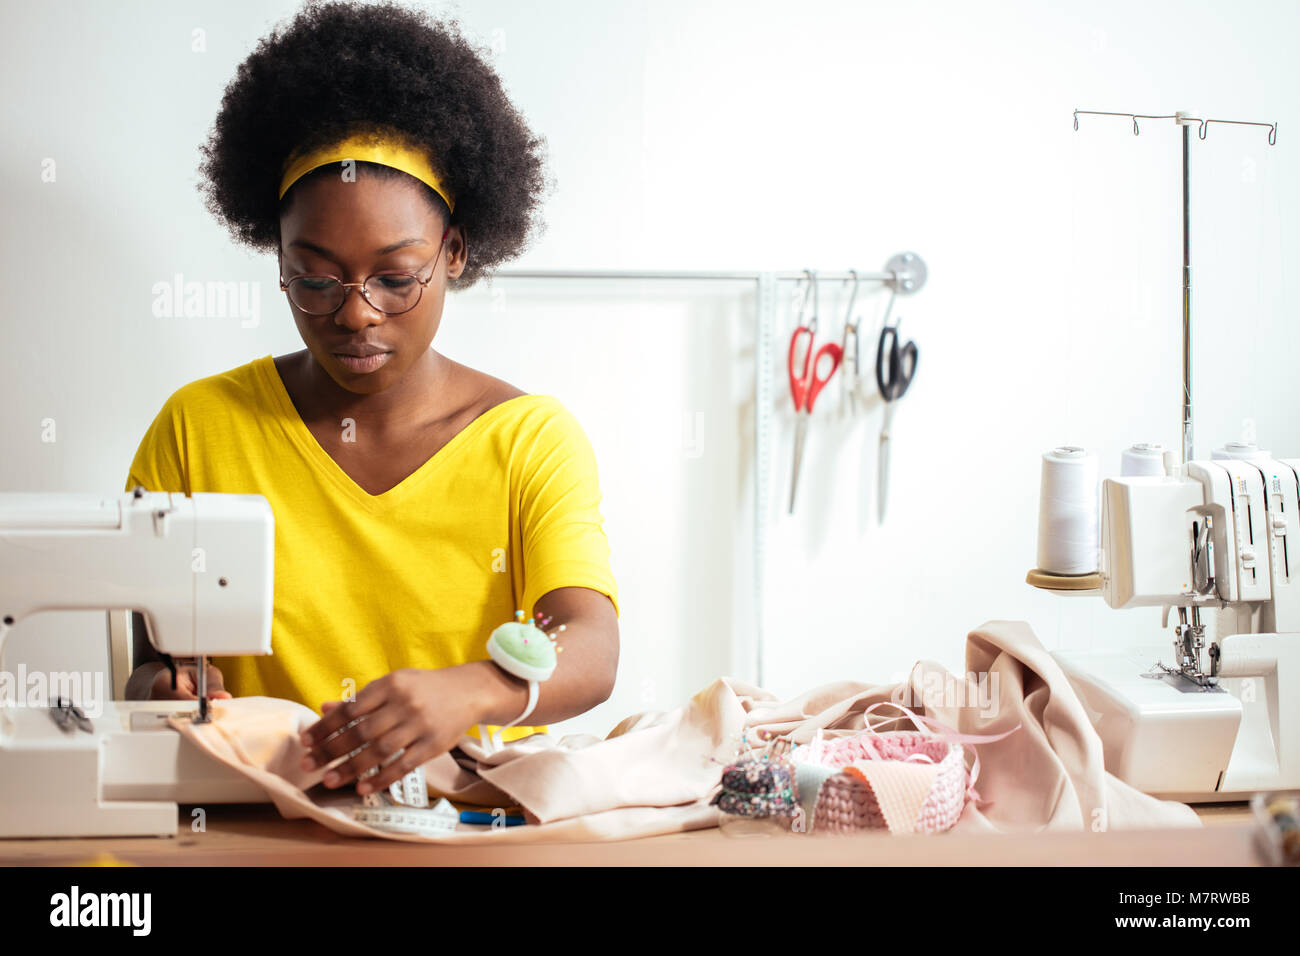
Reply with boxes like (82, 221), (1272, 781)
(881, 283), (898, 328)
(1073, 110), (1079, 131)
(840, 270), (862, 414)
(810, 269), (818, 327)
(798, 268), (818, 333)
(793, 270), (807, 323)
(1200, 118), (1278, 146)
(842, 268), (860, 325)
(1133, 115), (1140, 136)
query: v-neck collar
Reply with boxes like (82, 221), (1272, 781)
(255, 353), (537, 513)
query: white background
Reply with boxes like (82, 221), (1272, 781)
(1, 0), (1295, 737)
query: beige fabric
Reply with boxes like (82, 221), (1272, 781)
(169, 621), (1199, 842)
(848, 759), (938, 833)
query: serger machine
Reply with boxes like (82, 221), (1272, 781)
(0, 489), (275, 837)
(1048, 446), (1300, 802)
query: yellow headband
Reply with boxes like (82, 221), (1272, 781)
(277, 132), (455, 212)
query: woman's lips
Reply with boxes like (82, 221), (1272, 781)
(332, 351), (392, 373)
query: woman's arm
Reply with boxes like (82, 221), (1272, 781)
(298, 585), (619, 795)
(466, 585), (619, 727)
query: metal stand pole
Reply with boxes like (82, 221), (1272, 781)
(1181, 119), (1193, 464)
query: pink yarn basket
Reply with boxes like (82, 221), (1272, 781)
(798, 730), (969, 835)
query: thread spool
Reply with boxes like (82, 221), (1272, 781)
(1212, 441), (1270, 461)
(1214, 640), (1276, 679)
(1121, 443), (1166, 477)
(1036, 446), (1099, 575)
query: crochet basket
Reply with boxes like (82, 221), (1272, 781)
(801, 731), (968, 835)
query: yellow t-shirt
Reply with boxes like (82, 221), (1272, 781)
(124, 354), (619, 743)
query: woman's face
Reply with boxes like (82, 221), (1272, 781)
(277, 172), (464, 395)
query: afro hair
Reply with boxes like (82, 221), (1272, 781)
(197, 0), (550, 291)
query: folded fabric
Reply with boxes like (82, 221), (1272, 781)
(168, 620), (1201, 843)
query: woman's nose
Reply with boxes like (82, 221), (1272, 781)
(333, 287), (386, 330)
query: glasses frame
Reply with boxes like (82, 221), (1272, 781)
(279, 225), (451, 317)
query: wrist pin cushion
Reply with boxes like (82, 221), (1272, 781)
(481, 610), (565, 753)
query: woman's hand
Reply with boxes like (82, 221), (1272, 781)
(148, 660), (233, 701)
(297, 667), (490, 795)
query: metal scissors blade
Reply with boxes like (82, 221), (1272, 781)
(788, 415), (810, 514)
(841, 321), (860, 415)
(875, 320), (917, 522)
(878, 401), (897, 522)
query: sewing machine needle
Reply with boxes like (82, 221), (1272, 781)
(195, 655), (210, 723)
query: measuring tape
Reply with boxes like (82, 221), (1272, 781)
(352, 802), (459, 836)
(351, 766), (459, 835)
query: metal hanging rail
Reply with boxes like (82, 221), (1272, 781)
(1074, 110), (1277, 145)
(1073, 109), (1277, 464)
(493, 268), (908, 283)
(488, 256), (928, 687)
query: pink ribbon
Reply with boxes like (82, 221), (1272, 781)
(797, 701), (1022, 806)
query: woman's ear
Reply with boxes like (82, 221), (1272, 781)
(446, 224), (466, 281)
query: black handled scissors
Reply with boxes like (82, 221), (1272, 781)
(875, 322), (918, 521)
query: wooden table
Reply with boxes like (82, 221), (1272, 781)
(0, 802), (1261, 866)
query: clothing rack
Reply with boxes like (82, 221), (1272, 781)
(1073, 109), (1277, 464)
(490, 256), (928, 686)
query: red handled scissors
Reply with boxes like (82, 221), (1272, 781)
(787, 272), (842, 514)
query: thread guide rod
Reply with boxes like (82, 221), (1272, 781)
(1072, 108), (1276, 465)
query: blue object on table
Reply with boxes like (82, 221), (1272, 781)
(459, 810), (526, 826)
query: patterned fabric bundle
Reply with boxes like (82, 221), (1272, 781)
(709, 750), (799, 819)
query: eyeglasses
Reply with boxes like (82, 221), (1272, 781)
(279, 226), (450, 316)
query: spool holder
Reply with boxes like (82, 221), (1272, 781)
(1028, 108), (1277, 596)
(1071, 108), (1277, 466)
(1025, 569), (1101, 591)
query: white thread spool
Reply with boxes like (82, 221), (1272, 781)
(1036, 446), (1099, 575)
(1212, 441), (1270, 461)
(1121, 443), (1166, 477)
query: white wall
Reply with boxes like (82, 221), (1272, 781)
(1, 0), (1295, 736)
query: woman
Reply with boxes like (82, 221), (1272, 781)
(124, 1), (619, 799)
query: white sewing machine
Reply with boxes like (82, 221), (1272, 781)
(0, 489), (275, 837)
(1047, 447), (1300, 802)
